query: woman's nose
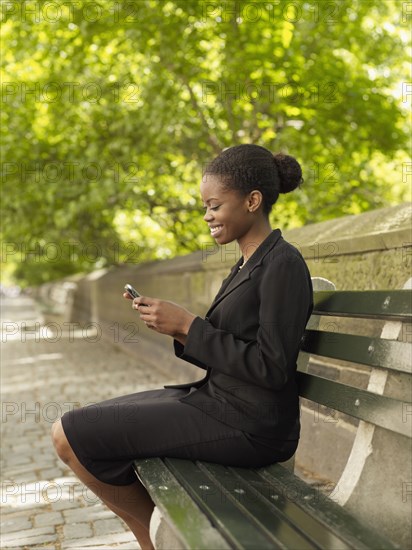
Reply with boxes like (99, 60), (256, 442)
(203, 210), (213, 222)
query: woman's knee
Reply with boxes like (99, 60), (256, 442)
(51, 419), (73, 464)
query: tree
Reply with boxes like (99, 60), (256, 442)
(1, 0), (410, 285)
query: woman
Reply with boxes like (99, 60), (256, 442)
(52, 144), (313, 549)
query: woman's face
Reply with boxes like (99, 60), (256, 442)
(200, 174), (254, 245)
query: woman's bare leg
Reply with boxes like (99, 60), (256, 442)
(51, 420), (155, 550)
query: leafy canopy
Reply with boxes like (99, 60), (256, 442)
(1, 0), (410, 285)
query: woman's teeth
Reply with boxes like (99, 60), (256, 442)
(210, 225), (223, 235)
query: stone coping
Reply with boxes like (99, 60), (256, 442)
(104, 203), (411, 275)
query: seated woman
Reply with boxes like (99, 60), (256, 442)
(52, 144), (313, 550)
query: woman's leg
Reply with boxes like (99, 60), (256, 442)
(51, 420), (155, 550)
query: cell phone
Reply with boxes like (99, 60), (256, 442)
(124, 283), (140, 299)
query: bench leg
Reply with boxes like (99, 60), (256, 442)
(150, 506), (186, 549)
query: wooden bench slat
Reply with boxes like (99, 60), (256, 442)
(313, 290), (412, 319)
(258, 464), (401, 550)
(297, 372), (411, 437)
(198, 461), (320, 550)
(228, 466), (354, 550)
(165, 457), (290, 549)
(133, 458), (231, 549)
(301, 330), (411, 373)
(202, 463), (344, 550)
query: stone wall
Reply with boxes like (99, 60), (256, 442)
(285, 203), (411, 290)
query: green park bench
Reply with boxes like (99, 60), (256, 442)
(134, 277), (412, 549)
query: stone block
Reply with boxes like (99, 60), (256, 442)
(63, 522), (93, 539)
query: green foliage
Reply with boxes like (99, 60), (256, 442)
(1, 0), (410, 285)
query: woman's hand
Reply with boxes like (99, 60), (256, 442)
(123, 293), (196, 338)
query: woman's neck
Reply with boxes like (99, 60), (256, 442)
(238, 221), (273, 264)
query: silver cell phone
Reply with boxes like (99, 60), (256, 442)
(124, 283), (140, 299)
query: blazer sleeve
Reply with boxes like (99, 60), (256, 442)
(174, 254), (313, 390)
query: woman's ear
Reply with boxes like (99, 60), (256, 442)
(247, 190), (263, 212)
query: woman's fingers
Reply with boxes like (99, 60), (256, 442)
(127, 298), (191, 336)
(133, 296), (152, 309)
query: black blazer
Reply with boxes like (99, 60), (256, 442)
(167, 229), (313, 439)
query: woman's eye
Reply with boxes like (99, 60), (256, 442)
(202, 205), (220, 211)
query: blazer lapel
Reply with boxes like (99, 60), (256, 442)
(209, 259), (243, 303)
(206, 229), (282, 317)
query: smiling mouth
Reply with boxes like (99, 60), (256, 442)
(210, 225), (223, 235)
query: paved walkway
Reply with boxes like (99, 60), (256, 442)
(1, 294), (184, 549)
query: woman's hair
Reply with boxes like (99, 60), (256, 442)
(203, 144), (303, 215)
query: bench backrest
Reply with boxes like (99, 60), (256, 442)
(295, 277), (411, 547)
(297, 281), (411, 436)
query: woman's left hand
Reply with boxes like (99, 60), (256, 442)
(132, 296), (196, 337)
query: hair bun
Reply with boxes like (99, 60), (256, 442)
(273, 153), (303, 194)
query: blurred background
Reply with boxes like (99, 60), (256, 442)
(1, 0), (411, 288)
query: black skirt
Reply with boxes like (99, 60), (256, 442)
(61, 386), (297, 486)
